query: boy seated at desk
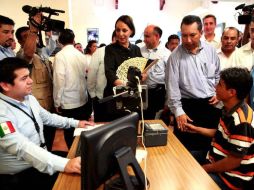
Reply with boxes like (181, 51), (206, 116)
(185, 67), (254, 190)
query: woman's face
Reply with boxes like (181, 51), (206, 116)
(90, 42), (97, 55)
(115, 20), (133, 47)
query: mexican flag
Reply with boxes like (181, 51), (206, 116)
(0, 121), (15, 138)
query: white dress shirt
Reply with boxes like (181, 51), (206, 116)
(217, 48), (242, 70)
(53, 44), (89, 109)
(140, 43), (170, 88)
(87, 47), (106, 99)
(201, 34), (221, 50)
(238, 41), (254, 71)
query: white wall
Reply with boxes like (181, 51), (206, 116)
(0, 0), (251, 47)
(70, 0), (204, 46)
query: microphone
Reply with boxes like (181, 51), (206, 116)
(40, 7), (65, 14)
(235, 3), (245, 10)
(22, 5), (35, 14)
(22, 5), (65, 15)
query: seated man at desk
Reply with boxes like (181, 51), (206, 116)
(0, 57), (93, 190)
(185, 67), (254, 190)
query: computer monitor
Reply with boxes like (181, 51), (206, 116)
(80, 112), (145, 190)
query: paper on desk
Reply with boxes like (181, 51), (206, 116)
(136, 149), (147, 163)
(73, 124), (104, 136)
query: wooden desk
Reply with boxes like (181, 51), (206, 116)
(53, 120), (220, 190)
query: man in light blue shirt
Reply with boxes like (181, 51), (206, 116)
(165, 15), (221, 161)
(0, 15), (15, 60)
(0, 57), (93, 190)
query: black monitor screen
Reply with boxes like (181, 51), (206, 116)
(80, 112), (139, 190)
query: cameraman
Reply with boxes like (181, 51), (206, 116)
(238, 18), (254, 72)
(238, 6), (254, 46)
(16, 12), (55, 151)
(238, 17), (254, 111)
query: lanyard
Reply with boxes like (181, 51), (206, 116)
(0, 48), (9, 58)
(0, 98), (46, 148)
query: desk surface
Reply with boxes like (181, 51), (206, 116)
(53, 120), (220, 190)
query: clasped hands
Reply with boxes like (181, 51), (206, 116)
(176, 114), (192, 132)
(176, 114), (198, 133)
(177, 96), (219, 132)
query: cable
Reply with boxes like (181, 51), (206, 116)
(135, 76), (148, 190)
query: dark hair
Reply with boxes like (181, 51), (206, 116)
(74, 42), (82, 47)
(202, 14), (217, 24)
(0, 15), (15, 27)
(153, 26), (163, 38)
(220, 67), (253, 100)
(15, 26), (29, 41)
(135, 39), (142, 45)
(115, 15), (135, 37)
(222, 27), (239, 38)
(0, 57), (30, 91)
(168, 34), (180, 42)
(112, 30), (116, 41)
(58, 29), (75, 45)
(99, 43), (106, 48)
(84, 40), (97, 54)
(181, 15), (202, 32)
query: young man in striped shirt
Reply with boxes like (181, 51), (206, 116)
(185, 67), (254, 189)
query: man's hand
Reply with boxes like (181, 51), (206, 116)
(29, 12), (42, 32)
(176, 114), (193, 131)
(55, 107), (62, 114)
(64, 157), (81, 174)
(209, 95), (219, 105)
(78, 120), (95, 128)
(185, 123), (217, 137)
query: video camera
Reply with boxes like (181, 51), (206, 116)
(22, 5), (65, 32)
(235, 3), (254, 24)
(99, 66), (148, 112)
(114, 66), (148, 112)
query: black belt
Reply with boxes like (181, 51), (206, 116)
(149, 84), (165, 90)
(181, 97), (212, 103)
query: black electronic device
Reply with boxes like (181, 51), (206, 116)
(79, 112), (146, 190)
(114, 85), (148, 112)
(99, 66), (148, 112)
(143, 122), (168, 147)
(22, 4), (65, 48)
(127, 66), (142, 88)
(22, 5), (65, 32)
(235, 3), (254, 24)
